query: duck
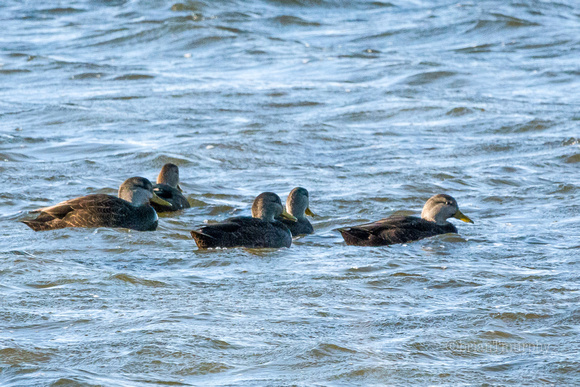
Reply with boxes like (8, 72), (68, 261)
(337, 194), (473, 246)
(151, 163), (190, 212)
(22, 177), (171, 231)
(190, 192), (297, 249)
(277, 187), (314, 236)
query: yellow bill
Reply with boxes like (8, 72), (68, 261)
(151, 192), (172, 207)
(177, 184), (184, 193)
(305, 207), (315, 217)
(454, 209), (474, 224)
(280, 210), (297, 222)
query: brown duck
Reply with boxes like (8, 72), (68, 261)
(338, 194), (474, 246)
(191, 192), (297, 249)
(151, 163), (191, 212)
(22, 177), (171, 231)
(277, 187), (314, 236)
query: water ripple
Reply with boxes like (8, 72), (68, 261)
(1, 0), (578, 385)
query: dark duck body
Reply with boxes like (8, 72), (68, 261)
(22, 177), (171, 232)
(151, 163), (190, 212)
(278, 187), (314, 236)
(338, 194), (474, 246)
(191, 192), (297, 249)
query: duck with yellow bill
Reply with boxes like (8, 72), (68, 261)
(191, 192), (297, 249)
(151, 163), (191, 212)
(22, 177), (171, 231)
(277, 187), (315, 236)
(337, 194), (474, 246)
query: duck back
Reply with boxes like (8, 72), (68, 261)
(339, 215), (457, 246)
(191, 217), (292, 249)
(22, 194), (158, 231)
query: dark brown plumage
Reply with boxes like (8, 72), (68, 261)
(151, 163), (191, 212)
(338, 194), (473, 246)
(22, 177), (171, 232)
(191, 192), (296, 249)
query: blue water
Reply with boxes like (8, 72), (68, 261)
(1, 0), (579, 385)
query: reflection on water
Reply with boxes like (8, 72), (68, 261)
(1, 0), (579, 385)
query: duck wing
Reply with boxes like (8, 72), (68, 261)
(191, 217), (291, 249)
(23, 194), (136, 231)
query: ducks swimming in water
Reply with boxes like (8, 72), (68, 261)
(190, 192), (297, 249)
(337, 194), (473, 246)
(22, 177), (171, 231)
(151, 163), (191, 212)
(278, 187), (314, 236)
(21, 165), (475, 250)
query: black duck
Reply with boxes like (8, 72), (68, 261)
(22, 177), (171, 231)
(151, 163), (190, 212)
(278, 187), (314, 236)
(191, 192), (297, 249)
(337, 194), (473, 246)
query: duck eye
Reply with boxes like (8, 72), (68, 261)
(445, 201), (453, 206)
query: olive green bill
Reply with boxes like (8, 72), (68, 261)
(454, 209), (474, 224)
(151, 192), (172, 207)
(305, 207), (315, 217)
(177, 184), (184, 193)
(280, 210), (297, 222)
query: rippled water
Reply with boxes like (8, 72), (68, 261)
(1, 0), (579, 385)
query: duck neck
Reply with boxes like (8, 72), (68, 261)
(257, 213), (275, 222)
(287, 204), (306, 221)
(421, 205), (449, 225)
(252, 207), (275, 222)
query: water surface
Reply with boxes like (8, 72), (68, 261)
(1, 0), (579, 385)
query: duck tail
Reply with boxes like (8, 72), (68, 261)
(190, 230), (215, 239)
(21, 219), (56, 232)
(336, 227), (372, 246)
(190, 229), (218, 249)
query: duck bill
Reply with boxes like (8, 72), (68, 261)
(454, 209), (474, 224)
(151, 193), (172, 207)
(280, 210), (297, 222)
(177, 184), (184, 193)
(305, 207), (315, 217)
